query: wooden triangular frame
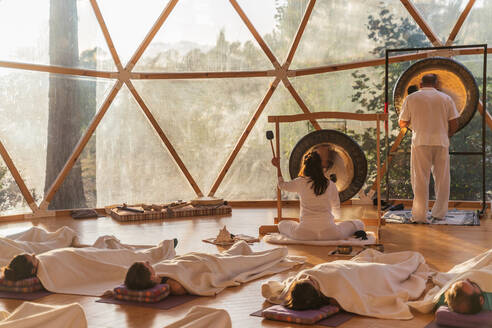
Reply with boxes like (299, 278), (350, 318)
(0, 0), (489, 217)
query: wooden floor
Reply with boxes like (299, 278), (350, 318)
(0, 205), (490, 328)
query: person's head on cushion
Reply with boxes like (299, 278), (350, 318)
(2, 254), (39, 281)
(125, 261), (187, 295)
(445, 279), (485, 314)
(284, 278), (332, 310)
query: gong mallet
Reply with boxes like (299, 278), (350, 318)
(266, 130), (276, 158)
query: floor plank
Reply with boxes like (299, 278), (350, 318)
(0, 205), (490, 327)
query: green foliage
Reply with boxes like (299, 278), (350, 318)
(350, 3), (491, 201)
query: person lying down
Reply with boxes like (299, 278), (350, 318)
(1, 237), (177, 296)
(262, 248), (430, 320)
(409, 248), (492, 315)
(106, 240), (305, 297)
(0, 226), (78, 267)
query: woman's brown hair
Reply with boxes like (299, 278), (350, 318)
(124, 262), (157, 290)
(284, 280), (331, 310)
(298, 151), (328, 196)
(3, 254), (36, 281)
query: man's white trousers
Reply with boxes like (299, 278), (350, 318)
(410, 145), (450, 221)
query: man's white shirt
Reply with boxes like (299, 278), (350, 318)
(399, 87), (459, 148)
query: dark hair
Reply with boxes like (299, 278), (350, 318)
(407, 85), (418, 94)
(299, 151), (328, 196)
(124, 262), (156, 290)
(445, 281), (483, 314)
(3, 254), (36, 281)
(421, 74), (437, 86)
(284, 280), (330, 310)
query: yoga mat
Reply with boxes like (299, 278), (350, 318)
(0, 290), (52, 301)
(96, 294), (199, 310)
(249, 309), (354, 327)
(424, 320), (454, 328)
(383, 210), (479, 226)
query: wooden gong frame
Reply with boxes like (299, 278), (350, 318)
(259, 111), (387, 243)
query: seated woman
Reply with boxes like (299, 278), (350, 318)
(436, 279), (492, 314)
(271, 151), (364, 241)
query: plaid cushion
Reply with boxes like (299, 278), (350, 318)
(114, 284), (170, 303)
(0, 277), (43, 293)
(262, 304), (339, 324)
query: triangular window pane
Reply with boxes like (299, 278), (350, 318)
(134, 0), (272, 72)
(133, 77), (272, 194)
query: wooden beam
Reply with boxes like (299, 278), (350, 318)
(0, 141), (38, 212)
(400, 0), (442, 46)
(445, 0), (476, 46)
(0, 61), (115, 79)
(478, 100), (492, 132)
(229, 0), (280, 68)
(89, 0), (123, 70)
(292, 48), (492, 76)
(268, 112), (388, 123)
(259, 225), (279, 235)
(274, 217), (298, 224)
(208, 78), (281, 196)
(228, 200), (299, 207)
(370, 128), (408, 191)
(282, 81), (322, 130)
(284, 0), (317, 66)
(125, 80), (204, 197)
(125, 0), (179, 70)
(39, 81), (123, 209)
(130, 70), (273, 79)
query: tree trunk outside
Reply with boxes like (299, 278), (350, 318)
(45, 0), (87, 209)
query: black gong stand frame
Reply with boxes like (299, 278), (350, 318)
(385, 44), (488, 214)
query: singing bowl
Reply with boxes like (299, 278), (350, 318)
(289, 130), (367, 202)
(393, 57), (479, 133)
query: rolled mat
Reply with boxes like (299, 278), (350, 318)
(0, 290), (52, 301)
(96, 294), (199, 310)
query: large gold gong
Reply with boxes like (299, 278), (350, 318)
(289, 130), (367, 202)
(393, 57), (479, 132)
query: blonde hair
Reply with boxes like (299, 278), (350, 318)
(444, 281), (482, 314)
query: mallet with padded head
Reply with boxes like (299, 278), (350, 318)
(266, 130), (276, 158)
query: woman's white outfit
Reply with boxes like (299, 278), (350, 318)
(277, 177), (364, 240)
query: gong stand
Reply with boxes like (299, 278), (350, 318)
(259, 111), (388, 243)
(384, 44), (488, 214)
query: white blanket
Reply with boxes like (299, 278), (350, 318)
(154, 241), (305, 296)
(0, 302), (86, 328)
(409, 248), (492, 313)
(163, 306), (231, 328)
(262, 249), (429, 320)
(263, 232), (376, 246)
(37, 238), (176, 296)
(0, 226), (77, 267)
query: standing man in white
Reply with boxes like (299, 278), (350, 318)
(398, 74), (460, 222)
